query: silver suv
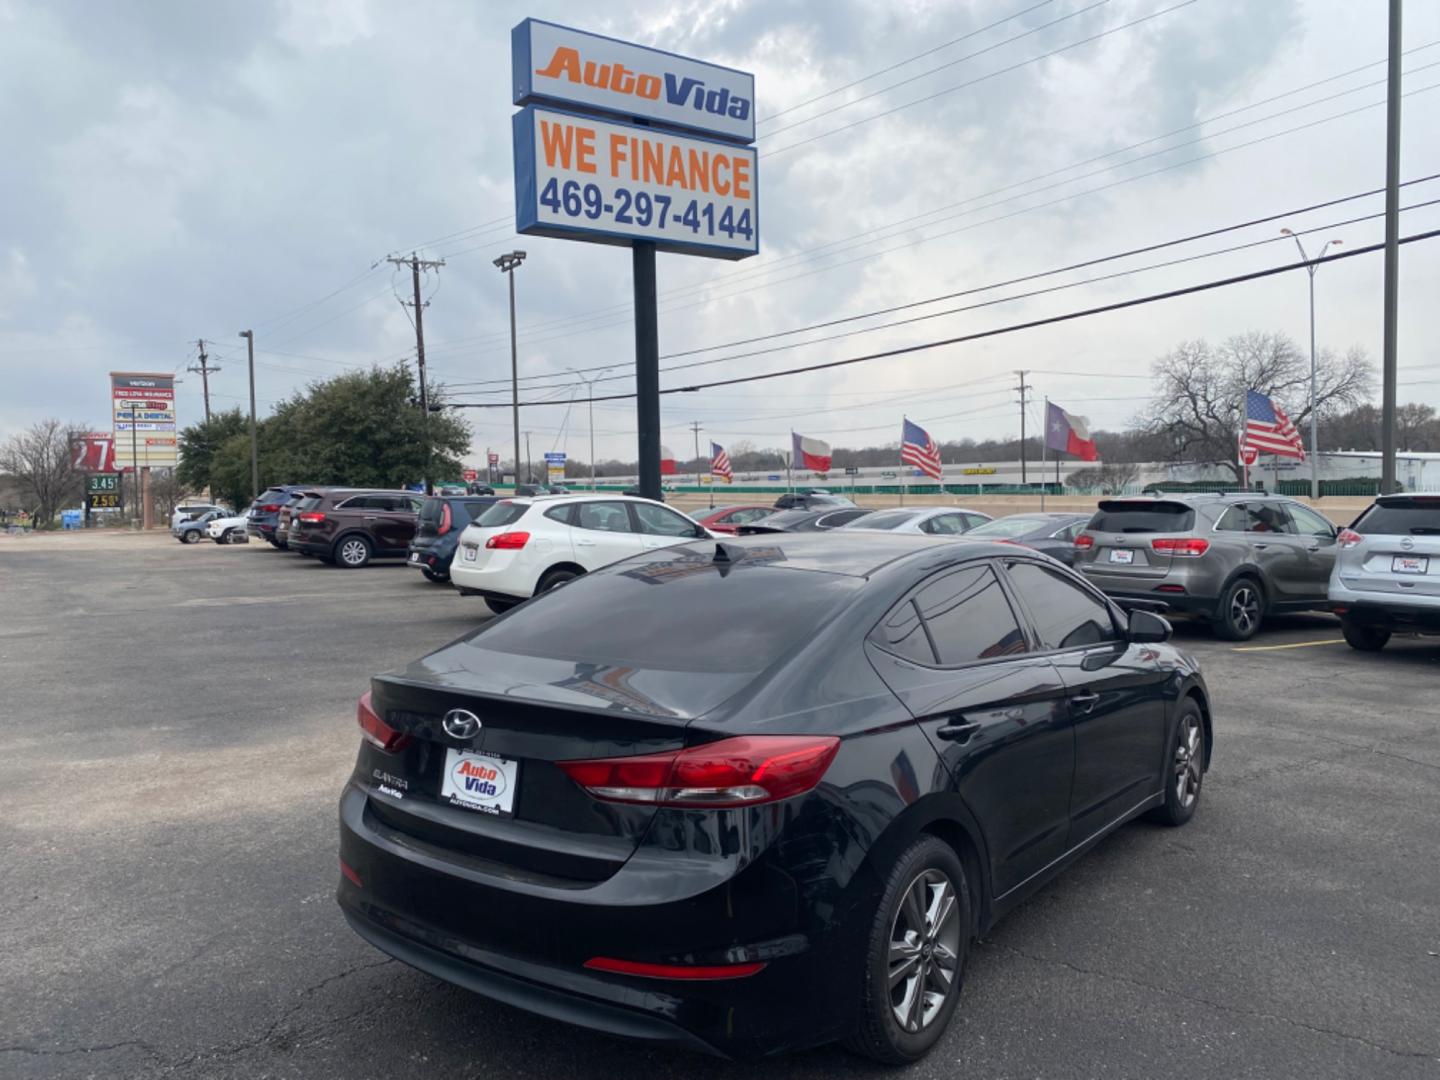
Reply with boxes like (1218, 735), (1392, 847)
(1074, 494), (1339, 640)
(1329, 494), (1440, 651)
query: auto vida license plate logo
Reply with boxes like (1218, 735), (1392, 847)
(442, 708), (482, 740)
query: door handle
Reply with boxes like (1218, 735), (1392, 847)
(1252, 543), (1269, 550)
(363, 516), (378, 521)
(1069, 692), (1100, 714)
(935, 721), (982, 743)
(1306, 544), (1320, 552)
(576, 538), (596, 546)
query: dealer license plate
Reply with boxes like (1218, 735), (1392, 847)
(1393, 555), (1429, 575)
(409, 552), (420, 563)
(440, 748), (518, 816)
(1109, 548), (1135, 565)
(463, 546), (478, 562)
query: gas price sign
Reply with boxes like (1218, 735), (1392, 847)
(514, 106), (757, 259)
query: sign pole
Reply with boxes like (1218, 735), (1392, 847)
(634, 241), (661, 503)
(1040, 397), (1049, 512)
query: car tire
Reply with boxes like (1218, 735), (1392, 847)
(422, 568), (449, 584)
(484, 597), (519, 615)
(1148, 698), (1205, 827)
(335, 535), (372, 569)
(182, 530), (200, 544)
(1341, 619), (1390, 652)
(844, 836), (969, 1065)
(1214, 577), (1264, 640)
(537, 567), (581, 593)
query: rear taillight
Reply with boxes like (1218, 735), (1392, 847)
(1074, 534), (1095, 549)
(485, 531), (531, 550)
(1152, 537), (1209, 557)
(298, 511), (326, 524)
(557, 735), (841, 808)
(357, 691), (410, 753)
(260, 503), (282, 513)
(1338, 528), (1363, 548)
(583, 957), (765, 980)
(438, 503), (453, 536)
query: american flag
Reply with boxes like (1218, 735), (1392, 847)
(900, 418), (943, 480)
(710, 441), (732, 482)
(1243, 390), (1306, 461)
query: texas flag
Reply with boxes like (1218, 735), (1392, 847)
(1045, 401), (1099, 461)
(791, 431), (832, 471)
(659, 445), (678, 476)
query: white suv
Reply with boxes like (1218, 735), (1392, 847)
(451, 494), (712, 613)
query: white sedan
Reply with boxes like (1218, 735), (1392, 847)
(450, 494), (711, 613)
(840, 506), (992, 535)
(206, 513), (251, 544)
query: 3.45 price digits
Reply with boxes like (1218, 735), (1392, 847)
(539, 179), (753, 242)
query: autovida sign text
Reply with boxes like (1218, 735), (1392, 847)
(511, 19), (757, 262)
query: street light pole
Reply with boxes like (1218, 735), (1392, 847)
(1280, 230), (1342, 500)
(494, 251), (527, 490)
(568, 366), (611, 491)
(239, 329), (258, 501)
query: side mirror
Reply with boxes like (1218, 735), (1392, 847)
(1128, 608), (1172, 644)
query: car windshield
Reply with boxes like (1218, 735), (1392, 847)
(1353, 500), (1440, 536)
(476, 560), (862, 674)
(846, 510), (920, 530)
(1089, 502), (1196, 533)
(966, 515), (1054, 539)
(474, 501), (529, 528)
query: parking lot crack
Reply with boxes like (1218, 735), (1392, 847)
(984, 942), (1440, 1061)
(0, 1039), (157, 1060)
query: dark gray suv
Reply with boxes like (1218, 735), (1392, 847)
(1074, 494), (1340, 639)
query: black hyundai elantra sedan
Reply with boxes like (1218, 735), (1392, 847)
(336, 533), (1212, 1062)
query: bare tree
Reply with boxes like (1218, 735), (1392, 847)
(0, 419), (88, 525)
(1066, 462), (1140, 494)
(1141, 333), (1374, 480)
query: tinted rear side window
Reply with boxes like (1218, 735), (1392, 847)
(293, 496), (323, 512)
(478, 563), (861, 674)
(1353, 501), (1440, 536)
(1089, 503), (1196, 533)
(476, 501), (529, 528)
(914, 565), (1027, 665)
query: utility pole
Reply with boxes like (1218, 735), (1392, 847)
(239, 329), (258, 500)
(1015, 370), (1031, 486)
(187, 339), (219, 423)
(1280, 229), (1343, 500)
(494, 251), (527, 491)
(689, 421), (703, 490)
(1380, 0), (1403, 493)
(389, 253), (445, 494)
(524, 431), (533, 486)
(568, 366), (610, 490)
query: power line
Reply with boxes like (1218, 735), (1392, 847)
(440, 230), (1439, 409)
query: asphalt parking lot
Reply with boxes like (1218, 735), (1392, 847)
(2, 534), (1438, 1079)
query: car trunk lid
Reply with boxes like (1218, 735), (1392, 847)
(1340, 498), (1440, 598)
(1079, 500), (1198, 579)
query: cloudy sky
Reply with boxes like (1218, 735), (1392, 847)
(3, 0), (1439, 468)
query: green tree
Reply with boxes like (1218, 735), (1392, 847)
(176, 408), (248, 500)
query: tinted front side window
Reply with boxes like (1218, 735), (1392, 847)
(914, 565), (1027, 665)
(1005, 562), (1115, 650)
(723, 508), (771, 525)
(1286, 504), (1335, 537)
(631, 502), (697, 536)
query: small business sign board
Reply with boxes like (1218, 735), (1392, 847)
(544, 451), (567, 484)
(513, 105), (757, 259)
(513, 19), (755, 144)
(111, 372), (177, 468)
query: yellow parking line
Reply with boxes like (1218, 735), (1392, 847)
(1232, 639), (1345, 652)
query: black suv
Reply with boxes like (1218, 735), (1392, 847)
(407, 494), (499, 583)
(289, 490), (424, 568)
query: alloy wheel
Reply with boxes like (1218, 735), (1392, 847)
(1174, 713), (1203, 808)
(340, 539), (368, 566)
(887, 869), (961, 1034)
(1229, 586), (1259, 636)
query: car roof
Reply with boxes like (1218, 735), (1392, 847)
(506, 493), (673, 506)
(676, 531), (1022, 577)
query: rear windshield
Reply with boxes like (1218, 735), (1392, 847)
(966, 515), (1052, 539)
(477, 560), (861, 673)
(1353, 500), (1440, 536)
(1089, 502), (1196, 533)
(475, 501), (529, 528)
(419, 498), (444, 524)
(847, 510), (920, 530)
(293, 496), (323, 512)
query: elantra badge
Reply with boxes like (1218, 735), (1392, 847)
(442, 709), (482, 740)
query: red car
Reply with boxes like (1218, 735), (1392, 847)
(695, 504), (776, 534)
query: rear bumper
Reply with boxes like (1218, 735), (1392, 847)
(1079, 572), (1218, 617)
(246, 521), (275, 539)
(407, 543), (454, 572)
(336, 784), (862, 1058)
(1329, 588), (1440, 631)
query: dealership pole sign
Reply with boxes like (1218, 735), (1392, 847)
(110, 372), (177, 469)
(511, 19), (757, 499)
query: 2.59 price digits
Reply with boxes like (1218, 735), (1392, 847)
(539, 178), (753, 243)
